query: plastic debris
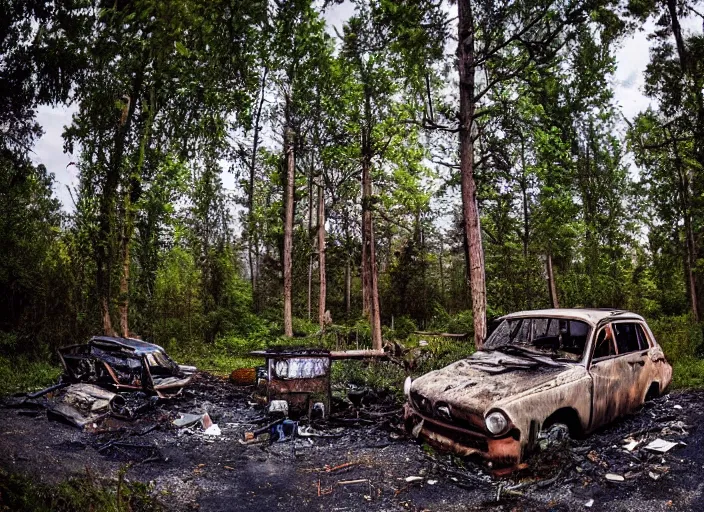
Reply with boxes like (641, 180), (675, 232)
(269, 400), (289, 417)
(645, 439), (678, 453)
(623, 439), (639, 452)
(605, 473), (625, 482)
(585, 499), (594, 508)
(427, 480), (437, 485)
(204, 424), (221, 436)
(271, 419), (298, 442)
(404, 476), (423, 483)
(173, 412), (213, 430)
(649, 471), (661, 481)
(673, 404), (683, 410)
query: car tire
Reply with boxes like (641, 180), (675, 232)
(537, 423), (570, 452)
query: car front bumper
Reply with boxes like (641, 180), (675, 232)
(404, 403), (522, 466)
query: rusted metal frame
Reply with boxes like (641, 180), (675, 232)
(266, 355), (332, 417)
(102, 361), (142, 391)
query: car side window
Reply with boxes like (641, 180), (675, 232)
(593, 326), (616, 359)
(613, 323), (643, 354)
(635, 324), (651, 349)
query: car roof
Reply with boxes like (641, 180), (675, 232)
(89, 336), (166, 355)
(499, 308), (646, 326)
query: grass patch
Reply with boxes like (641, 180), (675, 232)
(0, 355), (62, 397)
(650, 315), (704, 389)
(0, 467), (162, 512)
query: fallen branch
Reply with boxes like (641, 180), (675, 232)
(337, 479), (368, 486)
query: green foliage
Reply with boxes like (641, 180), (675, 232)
(447, 310), (474, 335)
(392, 316), (417, 340)
(0, 468), (161, 512)
(0, 355), (61, 397)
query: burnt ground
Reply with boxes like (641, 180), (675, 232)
(1, 372), (703, 511)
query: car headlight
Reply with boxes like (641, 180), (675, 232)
(404, 377), (412, 397)
(485, 411), (509, 435)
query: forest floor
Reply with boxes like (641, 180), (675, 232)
(1, 371), (703, 511)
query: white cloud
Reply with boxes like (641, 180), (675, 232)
(32, 104), (78, 210)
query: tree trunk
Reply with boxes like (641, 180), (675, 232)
(98, 63), (145, 337)
(546, 252), (559, 308)
(283, 125), (295, 337)
(458, 0), (487, 348)
(361, 220), (370, 315)
(118, 217), (131, 338)
(317, 182), (326, 328)
(438, 235), (445, 305)
(345, 257), (351, 319)
(118, 88), (154, 338)
(307, 158), (314, 322)
(666, 0), (704, 321)
(248, 67), (267, 313)
(362, 129), (382, 350)
(672, 134), (700, 322)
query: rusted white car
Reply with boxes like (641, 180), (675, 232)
(404, 309), (672, 466)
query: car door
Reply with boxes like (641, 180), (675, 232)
(589, 322), (651, 429)
(611, 321), (651, 414)
(588, 324), (624, 429)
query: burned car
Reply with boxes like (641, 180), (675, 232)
(404, 309), (672, 466)
(59, 336), (196, 397)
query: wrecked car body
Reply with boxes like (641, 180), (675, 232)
(404, 309), (673, 466)
(59, 336), (196, 397)
(46, 383), (126, 428)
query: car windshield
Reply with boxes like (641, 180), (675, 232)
(484, 317), (591, 362)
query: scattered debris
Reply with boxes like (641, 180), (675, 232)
(338, 479), (368, 486)
(204, 424), (221, 436)
(645, 438), (679, 453)
(623, 439), (639, 452)
(585, 498), (594, 507)
(404, 476), (423, 483)
(605, 473), (625, 482)
(229, 367), (256, 385)
(173, 412), (212, 428)
(268, 399), (289, 417)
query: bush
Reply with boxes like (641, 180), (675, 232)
(392, 316), (417, 340)
(0, 355), (62, 396)
(291, 317), (320, 337)
(447, 310), (474, 335)
(649, 315), (704, 389)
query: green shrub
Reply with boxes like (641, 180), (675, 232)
(291, 317), (320, 337)
(0, 468), (161, 512)
(392, 316), (417, 340)
(0, 355), (62, 396)
(447, 310), (474, 334)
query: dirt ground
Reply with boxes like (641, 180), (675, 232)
(1, 372), (703, 511)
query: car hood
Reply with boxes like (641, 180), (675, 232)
(409, 350), (573, 421)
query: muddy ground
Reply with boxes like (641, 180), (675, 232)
(1, 372), (703, 511)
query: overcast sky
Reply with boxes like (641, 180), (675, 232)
(30, 7), (690, 212)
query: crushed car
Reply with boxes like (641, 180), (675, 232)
(58, 336), (196, 397)
(404, 309), (673, 466)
